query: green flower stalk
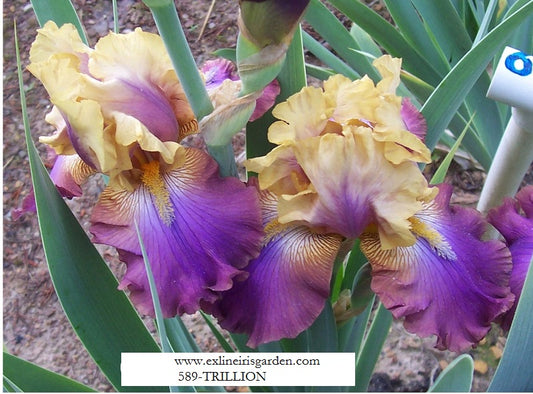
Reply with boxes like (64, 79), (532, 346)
(143, 0), (214, 120)
(237, 0), (310, 96)
(199, 0), (309, 177)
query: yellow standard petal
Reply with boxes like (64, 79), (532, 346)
(40, 106), (76, 155)
(53, 98), (119, 174)
(324, 74), (382, 125)
(29, 21), (90, 64)
(322, 56), (431, 165)
(245, 144), (311, 196)
(373, 55), (402, 94)
(268, 86), (330, 144)
(89, 27), (197, 139)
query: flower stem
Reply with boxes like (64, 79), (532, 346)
(207, 144), (239, 178)
(144, 0), (214, 120)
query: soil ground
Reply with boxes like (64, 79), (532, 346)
(3, 0), (528, 392)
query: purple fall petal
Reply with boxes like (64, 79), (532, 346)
(208, 186), (342, 347)
(90, 148), (263, 316)
(361, 184), (514, 352)
(517, 185), (533, 217)
(488, 185), (533, 330)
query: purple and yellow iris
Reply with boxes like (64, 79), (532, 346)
(232, 56), (514, 350)
(28, 22), (264, 317)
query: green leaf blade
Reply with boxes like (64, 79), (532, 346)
(338, 296), (375, 358)
(428, 354), (473, 392)
(246, 25), (306, 160)
(411, 0), (473, 65)
(353, 302), (393, 392)
(163, 317), (201, 354)
(430, 113), (474, 184)
(325, 0), (442, 85)
(302, 30), (359, 80)
(3, 352), (96, 393)
(30, 0), (88, 44)
(134, 220), (174, 356)
(383, 0), (450, 75)
(304, 0), (379, 82)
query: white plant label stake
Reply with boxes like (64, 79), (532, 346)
(478, 46), (533, 214)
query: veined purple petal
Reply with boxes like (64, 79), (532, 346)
(90, 148), (263, 316)
(488, 185), (533, 330)
(208, 185), (342, 347)
(400, 98), (426, 141)
(361, 184), (513, 351)
(488, 186), (533, 243)
(517, 185), (533, 217)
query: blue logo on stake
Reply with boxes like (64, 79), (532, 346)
(505, 51), (532, 76)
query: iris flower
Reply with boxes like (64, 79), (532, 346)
(27, 22), (264, 316)
(488, 185), (533, 331)
(217, 56), (514, 350)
